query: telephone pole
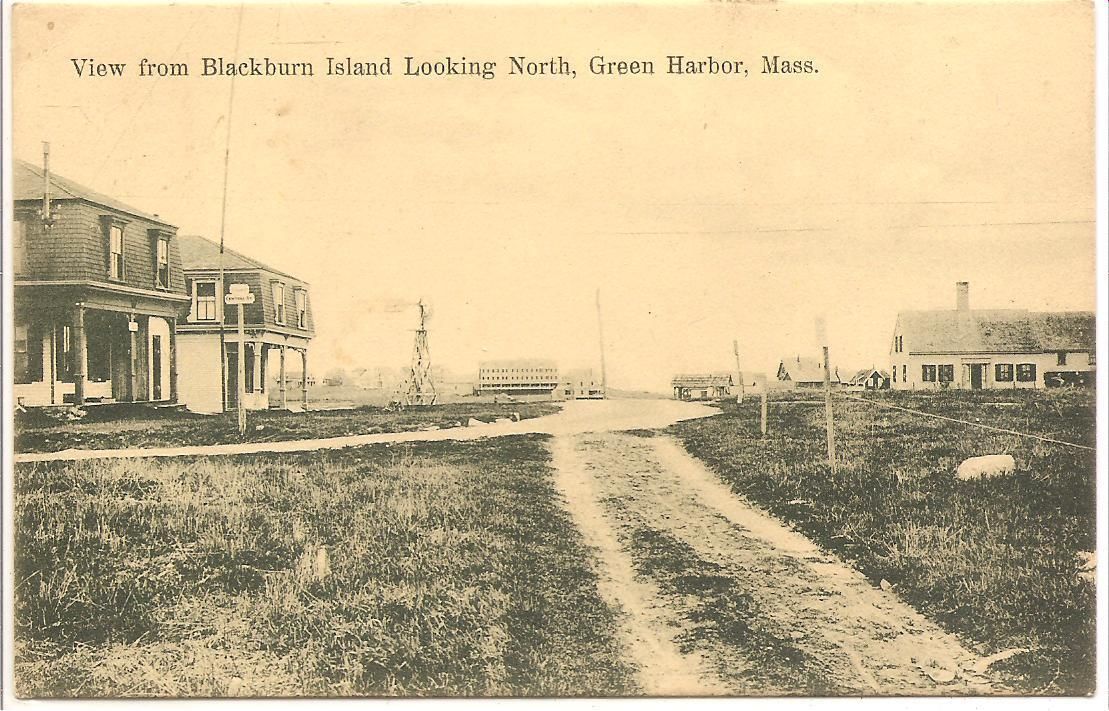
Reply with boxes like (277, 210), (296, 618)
(596, 288), (608, 398)
(732, 339), (745, 404)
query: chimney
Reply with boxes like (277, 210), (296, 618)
(956, 281), (970, 312)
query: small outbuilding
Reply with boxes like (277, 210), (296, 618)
(671, 373), (734, 401)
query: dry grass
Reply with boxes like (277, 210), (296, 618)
(671, 388), (1096, 695)
(15, 401), (560, 453)
(14, 436), (636, 697)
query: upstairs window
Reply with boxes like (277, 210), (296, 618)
(295, 288), (308, 328)
(272, 281), (286, 324)
(194, 281), (217, 321)
(938, 364), (954, 383)
(921, 365), (937, 382)
(108, 224), (125, 280)
(155, 237), (170, 289)
(13, 219), (27, 273)
(995, 363), (1014, 382)
(1016, 363), (1037, 382)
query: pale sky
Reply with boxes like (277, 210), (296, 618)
(12, 2), (1095, 391)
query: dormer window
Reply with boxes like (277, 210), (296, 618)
(151, 231), (171, 289)
(108, 223), (125, 280)
(272, 281), (286, 324)
(13, 219), (27, 273)
(295, 288), (308, 328)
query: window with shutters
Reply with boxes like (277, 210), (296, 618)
(995, 363), (1014, 382)
(938, 364), (954, 383)
(1017, 363), (1037, 382)
(922, 365), (937, 382)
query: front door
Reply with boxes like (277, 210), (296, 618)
(151, 335), (163, 400)
(970, 363), (984, 390)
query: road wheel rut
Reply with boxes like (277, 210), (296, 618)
(550, 431), (1000, 696)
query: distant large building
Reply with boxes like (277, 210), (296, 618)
(476, 359), (559, 395)
(560, 368), (605, 399)
(671, 373), (734, 401)
(890, 282), (1095, 390)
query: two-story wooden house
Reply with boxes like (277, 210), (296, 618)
(889, 282), (1096, 390)
(175, 234), (314, 413)
(12, 155), (190, 407)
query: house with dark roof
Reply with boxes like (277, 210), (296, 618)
(175, 234), (314, 413)
(890, 282), (1095, 390)
(776, 356), (841, 389)
(671, 373), (734, 400)
(12, 151), (190, 407)
(846, 368), (891, 390)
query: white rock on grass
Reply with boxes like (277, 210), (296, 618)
(956, 454), (1015, 480)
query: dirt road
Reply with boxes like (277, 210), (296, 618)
(552, 431), (999, 696)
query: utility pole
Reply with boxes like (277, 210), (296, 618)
(596, 288), (608, 398)
(237, 303), (247, 435)
(760, 388), (768, 436)
(817, 317), (837, 472)
(732, 339), (745, 404)
(217, 4), (246, 413)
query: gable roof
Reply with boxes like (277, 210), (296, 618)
(176, 234), (301, 282)
(849, 368), (890, 385)
(898, 309), (1094, 354)
(777, 356), (832, 383)
(13, 158), (174, 227)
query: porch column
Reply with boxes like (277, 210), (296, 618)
(252, 342), (263, 396)
(128, 315), (137, 402)
(168, 317), (178, 403)
(279, 345), (287, 409)
(72, 305), (86, 405)
(300, 349), (309, 409)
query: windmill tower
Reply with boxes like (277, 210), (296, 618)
(403, 300), (438, 406)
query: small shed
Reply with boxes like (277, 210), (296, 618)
(671, 373), (734, 401)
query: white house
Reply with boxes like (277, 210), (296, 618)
(889, 282), (1095, 390)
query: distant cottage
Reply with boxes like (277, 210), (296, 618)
(12, 156), (190, 407)
(889, 282), (1095, 390)
(176, 235), (314, 413)
(671, 373), (733, 401)
(847, 368), (890, 390)
(776, 356), (840, 389)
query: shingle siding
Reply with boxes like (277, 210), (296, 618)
(14, 198), (187, 295)
(183, 268), (314, 334)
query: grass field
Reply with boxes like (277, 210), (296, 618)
(669, 388), (1097, 695)
(15, 401), (560, 454)
(14, 435), (636, 697)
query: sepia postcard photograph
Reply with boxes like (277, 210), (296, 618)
(2, 0), (1106, 705)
